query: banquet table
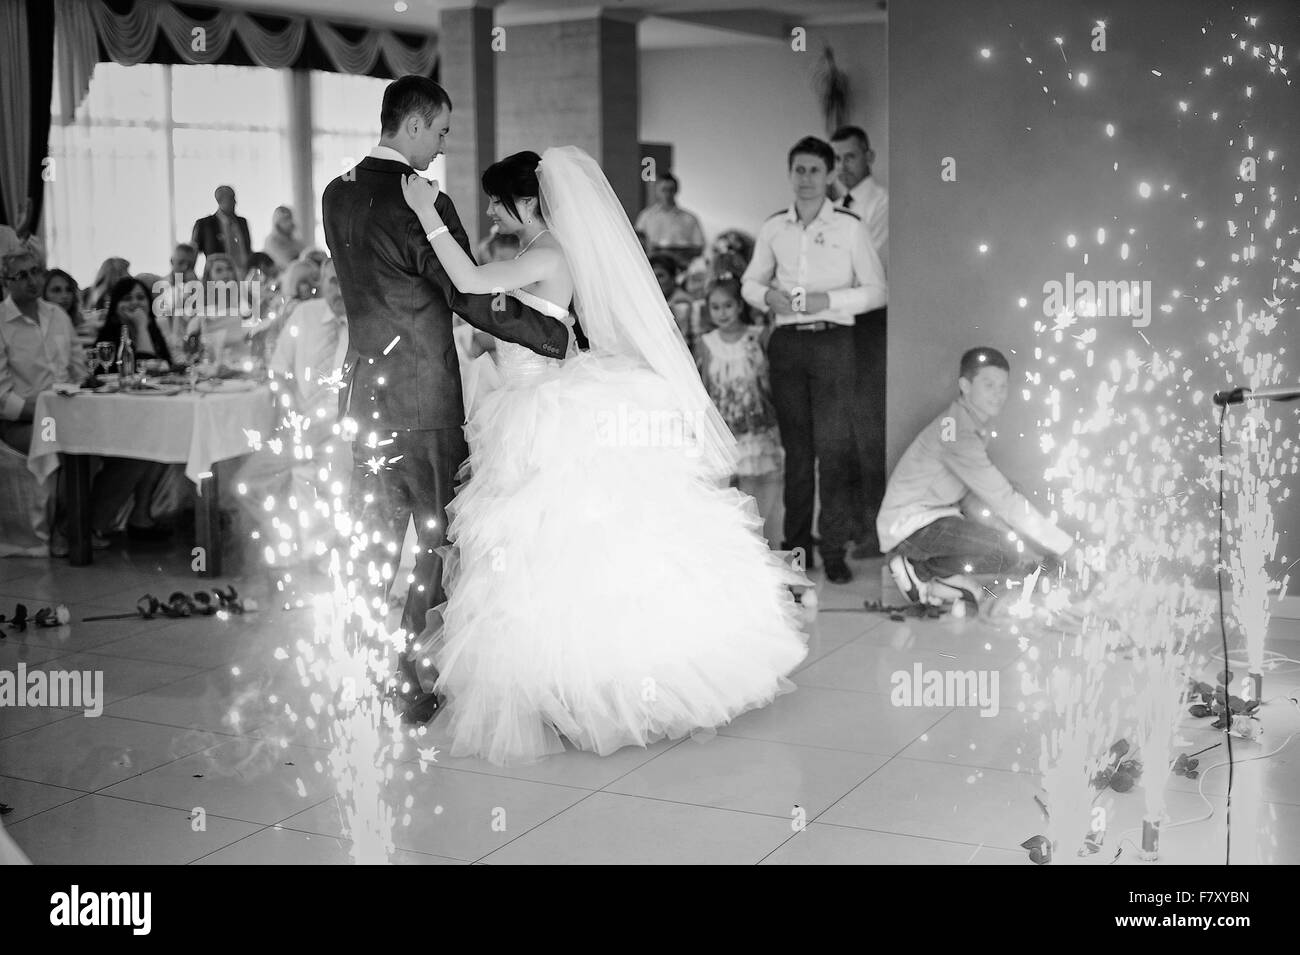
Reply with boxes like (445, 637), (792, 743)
(27, 385), (274, 574)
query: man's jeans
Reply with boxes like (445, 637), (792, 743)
(893, 516), (1057, 580)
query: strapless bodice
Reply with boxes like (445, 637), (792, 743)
(497, 289), (573, 385)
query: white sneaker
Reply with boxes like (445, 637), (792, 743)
(929, 573), (982, 611)
(888, 554), (930, 606)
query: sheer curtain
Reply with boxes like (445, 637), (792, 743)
(44, 63), (170, 281)
(43, 62), (440, 283)
(43, 62), (292, 284)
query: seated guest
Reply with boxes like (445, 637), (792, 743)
(650, 253), (696, 350)
(250, 256), (317, 360)
(169, 242), (199, 285)
(156, 243), (198, 355)
(192, 185), (251, 275)
(299, 247), (328, 275)
(879, 347), (1074, 607)
(244, 251), (280, 285)
(96, 276), (173, 367)
(1, 251), (85, 455)
(81, 256), (131, 339)
(185, 253), (253, 370)
(635, 172), (705, 268)
(235, 258), (350, 561)
(0, 198), (44, 286)
(84, 257), (131, 311)
(42, 268), (87, 339)
(83, 277), (175, 543)
(263, 206), (304, 270)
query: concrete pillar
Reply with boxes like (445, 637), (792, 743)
(438, 5), (499, 249)
(494, 13), (642, 218)
(285, 69), (315, 250)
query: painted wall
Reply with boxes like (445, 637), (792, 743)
(639, 22), (888, 241)
(890, 0), (1299, 591)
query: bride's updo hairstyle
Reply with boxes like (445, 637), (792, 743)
(481, 151), (542, 222)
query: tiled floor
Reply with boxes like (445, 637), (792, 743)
(2, 543), (1298, 865)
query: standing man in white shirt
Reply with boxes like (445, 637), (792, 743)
(235, 257), (350, 563)
(635, 173), (706, 270)
(742, 136), (887, 584)
(831, 125), (890, 557)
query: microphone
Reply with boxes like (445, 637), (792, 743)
(1213, 384), (1300, 406)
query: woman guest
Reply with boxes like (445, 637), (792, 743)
(185, 253), (254, 370)
(80, 256), (131, 339)
(263, 206), (304, 270)
(42, 268), (88, 340)
(249, 255), (317, 360)
(83, 277), (175, 542)
(95, 276), (172, 366)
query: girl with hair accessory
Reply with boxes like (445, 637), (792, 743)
(696, 272), (784, 546)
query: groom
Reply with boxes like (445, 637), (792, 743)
(323, 75), (570, 723)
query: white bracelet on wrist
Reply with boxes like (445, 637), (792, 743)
(426, 226), (449, 242)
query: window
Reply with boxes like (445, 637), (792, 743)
(42, 63), (444, 285)
(44, 63), (292, 283)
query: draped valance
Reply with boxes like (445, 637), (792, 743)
(55, 0), (439, 121)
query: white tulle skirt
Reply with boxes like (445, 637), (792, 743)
(415, 351), (808, 766)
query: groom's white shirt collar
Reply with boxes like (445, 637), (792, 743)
(368, 144), (411, 166)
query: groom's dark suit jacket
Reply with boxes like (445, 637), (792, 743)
(323, 156), (569, 430)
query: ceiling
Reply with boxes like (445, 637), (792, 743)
(214, 0), (886, 48)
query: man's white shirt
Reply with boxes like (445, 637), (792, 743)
(741, 198), (887, 327)
(839, 175), (888, 278)
(270, 298), (348, 425)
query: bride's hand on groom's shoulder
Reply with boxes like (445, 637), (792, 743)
(402, 173), (442, 221)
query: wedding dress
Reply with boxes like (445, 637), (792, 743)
(415, 148), (808, 765)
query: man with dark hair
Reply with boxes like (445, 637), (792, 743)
(379, 74), (453, 140)
(742, 135), (887, 584)
(191, 186), (251, 275)
(0, 250), (84, 455)
(635, 171), (705, 268)
(830, 125), (890, 559)
(879, 347), (1074, 608)
(323, 75), (569, 724)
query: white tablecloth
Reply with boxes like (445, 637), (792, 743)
(27, 386), (274, 485)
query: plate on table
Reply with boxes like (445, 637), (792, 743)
(122, 383), (183, 396)
(195, 378), (258, 393)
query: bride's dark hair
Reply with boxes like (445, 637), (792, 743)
(481, 151), (541, 222)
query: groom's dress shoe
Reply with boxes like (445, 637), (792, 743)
(400, 690), (445, 726)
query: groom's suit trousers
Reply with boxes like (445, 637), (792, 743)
(350, 423), (469, 637)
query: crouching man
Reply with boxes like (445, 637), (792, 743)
(878, 347), (1073, 607)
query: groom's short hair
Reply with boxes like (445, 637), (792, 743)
(380, 76), (453, 136)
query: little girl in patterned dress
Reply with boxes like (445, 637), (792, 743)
(696, 274), (783, 546)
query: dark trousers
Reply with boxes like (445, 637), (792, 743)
(2, 421), (167, 534)
(768, 324), (857, 562)
(848, 307), (887, 545)
(350, 426), (468, 643)
(894, 516), (1055, 581)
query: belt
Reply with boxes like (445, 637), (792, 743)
(780, 321), (846, 333)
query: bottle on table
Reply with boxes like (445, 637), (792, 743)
(117, 326), (135, 384)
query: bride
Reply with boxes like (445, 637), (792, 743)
(400, 146), (807, 766)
